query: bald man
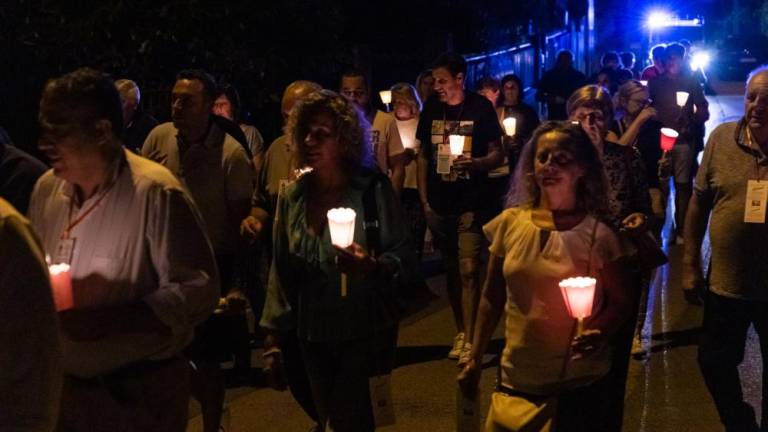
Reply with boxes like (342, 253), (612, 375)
(683, 66), (768, 431)
(115, 79), (158, 153)
(239, 80), (323, 430)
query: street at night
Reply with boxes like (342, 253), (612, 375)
(5, 1), (768, 432)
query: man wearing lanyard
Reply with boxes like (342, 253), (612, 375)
(683, 66), (768, 432)
(29, 68), (219, 431)
(416, 52), (503, 364)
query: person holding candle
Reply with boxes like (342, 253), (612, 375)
(458, 121), (631, 431)
(391, 82), (427, 262)
(417, 52), (504, 365)
(261, 90), (416, 431)
(29, 68), (219, 432)
(683, 66), (768, 432)
(566, 84), (657, 429)
(0, 197), (62, 432)
(648, 43), (709, 244)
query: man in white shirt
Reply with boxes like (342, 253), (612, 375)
(30, 67), (219, 431)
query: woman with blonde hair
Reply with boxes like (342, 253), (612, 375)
(459, 121), (632, 431)
(261, 90), (416, 431)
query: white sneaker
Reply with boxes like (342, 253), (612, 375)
(458, 342), (473, 366)
(448, 332), (465, 359)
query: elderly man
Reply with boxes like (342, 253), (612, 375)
(115, 79), (158, 153)
(29, 68), (219, 431)
(1, 197), (61, 432)
(417, 52), (504, 364)
(142, 68), (253, 432)
(684, 66), (768, 432)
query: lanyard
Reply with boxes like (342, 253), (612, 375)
(746, 126), (763, 182)
(62, 183), (115, 239)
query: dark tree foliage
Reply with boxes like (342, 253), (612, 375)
(0, 0), (565, 151)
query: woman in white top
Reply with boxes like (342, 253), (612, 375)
(458, 121), (633, 431)
(391, 83), (426, 261)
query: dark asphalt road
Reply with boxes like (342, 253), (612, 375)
(186, 82), (758, 432)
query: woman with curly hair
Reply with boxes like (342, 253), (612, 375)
(458, 121), (632, 431)
(260, 90), (416, 431)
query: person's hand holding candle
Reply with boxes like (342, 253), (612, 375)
(334, 243), (377, 276)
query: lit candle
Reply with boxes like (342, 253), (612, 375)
(449, 135), (465, 156)
(502, 117), (517, 136)
(379, 90), (392, 105)
(676, 91), (690, 107)
(559, 276), (597, 336)
(327, 208), (356, 297)
(639, 80), (648, 87)
(49, 263), (74, 311)
(660, 128), (679, 152)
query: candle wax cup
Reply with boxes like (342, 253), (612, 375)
(49, 263), (74, 311)
(379, 90), (392, 105)
(559, 277), (597, 319)
(327, 208), (356, 248)
(502, 117), (517, 136)
(449, 135), (464, 156)
(660, 128), (679, 152)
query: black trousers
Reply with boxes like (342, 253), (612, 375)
(300, 327), (398, 432)
(698, 292), (768, 432)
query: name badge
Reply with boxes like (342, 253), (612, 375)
(745, 180), (768, 223)
(437, 144), (452, 174)
(55, 238), (76, 264)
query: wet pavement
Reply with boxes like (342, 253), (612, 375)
(186, 80), (761, 432)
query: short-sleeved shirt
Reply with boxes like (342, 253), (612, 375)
(142, 121), (253, 256)
(417, 92), (503, 214)
(371, 111), (405, 174)
(484, 208), (623, 395)
(694, 120), (768, 301)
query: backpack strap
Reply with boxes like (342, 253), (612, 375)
(362, 172), (386, 258)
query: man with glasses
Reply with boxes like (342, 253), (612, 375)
(29, 68), (219, 431)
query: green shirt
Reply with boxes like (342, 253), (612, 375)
(260, 169), (416, 342)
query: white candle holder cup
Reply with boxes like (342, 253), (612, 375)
(379, 90), (392, 112)
(502, 117), (517, 137)
(327, 208), (357, 297)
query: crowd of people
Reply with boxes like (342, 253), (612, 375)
(2, 36), (767, 432)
